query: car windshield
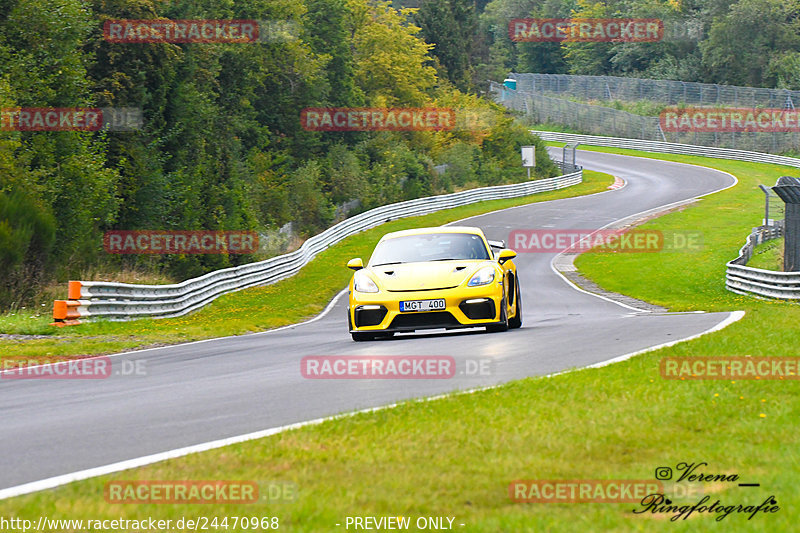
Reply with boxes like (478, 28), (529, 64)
(369, 232), (491, 266)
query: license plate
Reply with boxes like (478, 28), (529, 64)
(400, 299), (446, 312)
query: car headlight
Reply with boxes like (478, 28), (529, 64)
(354, 271), (379, 293)
(468, 266), (495, 287)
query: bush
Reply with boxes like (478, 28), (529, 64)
(0, 190), (56, 307)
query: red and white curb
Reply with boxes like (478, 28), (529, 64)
(608, 176), (625, 190)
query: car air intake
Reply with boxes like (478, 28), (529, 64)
(354, 305), (388, 327)
(459, 298), (496, 320)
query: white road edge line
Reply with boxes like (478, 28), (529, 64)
(0, 152), (601, 374)
(548, 155), (740, 313)
(1, 151), (627, 375)
(444, 161), (629, 226)
(0, 152), (746, 499)
(0, 288), (350, 376)
(3, 146), (679, 373)
(0, 309), (745, 501)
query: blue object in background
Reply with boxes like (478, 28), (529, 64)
(501, 78), (517, 101)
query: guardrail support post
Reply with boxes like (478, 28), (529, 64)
(758, 185), (772, 226)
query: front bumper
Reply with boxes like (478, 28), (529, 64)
(349, 285), (504, 333)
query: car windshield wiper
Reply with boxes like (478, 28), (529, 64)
(429, 258), (467, 261)
(372, 261), (405, 267)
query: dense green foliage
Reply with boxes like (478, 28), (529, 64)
(413, 0), (800, 91)
(0, 0), (557, 309)
(9, 0), (793, 310)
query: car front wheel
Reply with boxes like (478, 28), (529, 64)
(486, 296), (508, 333)
(508, 277), (522, 329)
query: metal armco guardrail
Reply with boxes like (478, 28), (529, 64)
(726, 223), (799, 300)
(530, 131), (800, 168)
(531, 131), (800, 301)
(53, 170), (582, 323)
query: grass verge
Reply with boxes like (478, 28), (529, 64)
(0, 170), (612, 360)
(1, 148), (797, 532)
(748, 238), (784, 271)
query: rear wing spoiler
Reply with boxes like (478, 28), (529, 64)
(487, 239), (506, 250)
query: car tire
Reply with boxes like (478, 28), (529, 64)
(486, 296), (508, 333)
(508, 277), (522, 329)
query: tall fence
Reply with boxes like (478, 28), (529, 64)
(495, 85), (665, 141)
(493, 77), (800, 153)
(512, 73), (800, 109)
(760, 186), (786, 226)
(53, 169), (582, 323)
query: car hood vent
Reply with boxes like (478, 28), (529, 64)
(375, 261), (487, 291)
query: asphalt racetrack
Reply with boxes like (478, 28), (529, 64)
(0, 148), (739, 496)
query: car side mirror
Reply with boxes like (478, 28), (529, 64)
(347, 258), (364, 271)
(497, 249), (517, 265)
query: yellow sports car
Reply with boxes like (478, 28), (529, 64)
(346, 226), (522, 341)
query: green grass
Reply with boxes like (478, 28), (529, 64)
(536, 96), (786, 117)
(554, 96), (669, 117)
(536, 124), (800, 159)
(0, 307), (53, 336)
(559, 147), (790, 310)
(519, 121), (586, 134)
(0, 170), (612, 361)
(748, 238), (784, 271)
(1, 147), (798, 532)
(2, 353), (795, 532)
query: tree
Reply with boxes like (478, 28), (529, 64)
(2, 0), (120, 275)
(416, 0), (478, 92)
(700, 0), (800, 86)
(347, 0), (438, 106)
